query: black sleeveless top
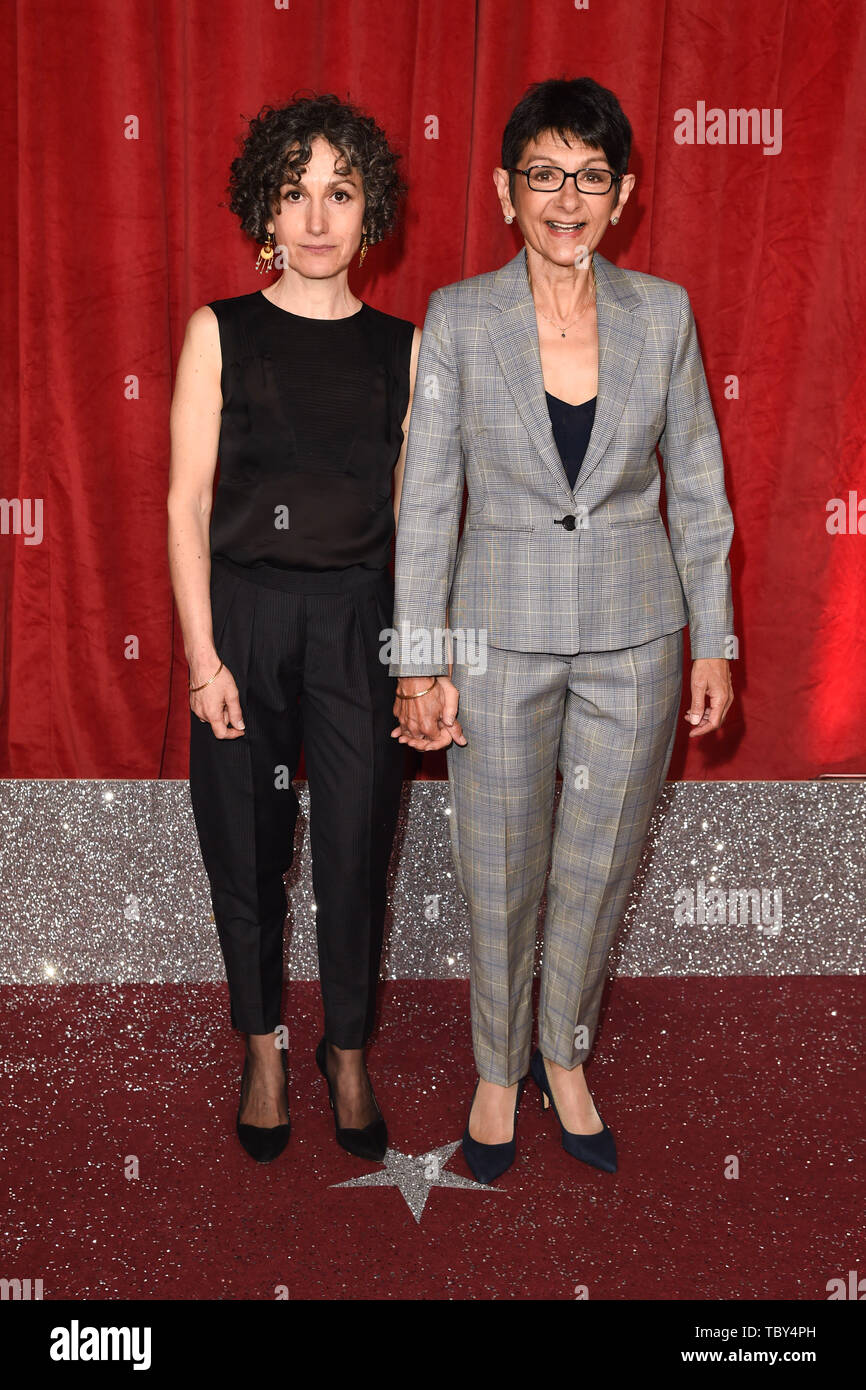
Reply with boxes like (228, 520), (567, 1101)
(546, 391), (597, 489)
(207, 292), (415, 572)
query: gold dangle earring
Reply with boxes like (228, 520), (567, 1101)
(255, 230), (276, 273)
(358, 231), (369, 268)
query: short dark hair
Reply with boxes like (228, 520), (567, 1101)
(227, 91), (407, 246)
(501, 77), (632, 198)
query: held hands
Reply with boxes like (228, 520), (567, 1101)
(391, 675), (467, 751)
(189, 657), (731, 746)
(684, 658), (734, 738)
(189, 657), (246, 739)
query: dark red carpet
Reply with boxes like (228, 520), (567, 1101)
(3, 978), (863, 1300)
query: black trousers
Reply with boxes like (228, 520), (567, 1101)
(189, 556), (404, 1046)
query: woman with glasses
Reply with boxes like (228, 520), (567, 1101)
(390, 76), (734, 1182)
(168, 94), (419, 1164)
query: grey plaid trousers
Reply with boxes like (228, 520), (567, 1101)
(446, 628), (683, 1085)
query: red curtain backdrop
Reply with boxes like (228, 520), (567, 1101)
(2, 0), (864, 780)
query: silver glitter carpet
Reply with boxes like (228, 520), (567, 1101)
(0, 779), (863, 983)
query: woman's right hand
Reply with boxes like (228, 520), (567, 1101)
(392, 675), (466, 750)
(189, 659), (246, 739)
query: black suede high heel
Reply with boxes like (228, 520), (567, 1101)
(530, 1049), (617, 1173)
(315, 1036), (388, 1163)
(235, 1043), (291, 1164)
(461, 1077), (526, 1184)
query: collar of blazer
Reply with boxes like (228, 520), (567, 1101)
(485, 245), (648, 502)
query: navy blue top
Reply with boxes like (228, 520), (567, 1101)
(545, 392), (597, 489)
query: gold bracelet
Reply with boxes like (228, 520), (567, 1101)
(189, 660), (223, 693)
(396, 677), (437, 700)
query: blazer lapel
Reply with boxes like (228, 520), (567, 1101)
(485, 246), (647, 500)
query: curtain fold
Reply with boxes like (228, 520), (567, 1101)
(1, 0), (864, 778)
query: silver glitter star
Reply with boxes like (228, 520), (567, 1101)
(331, 1142), (506, 1223)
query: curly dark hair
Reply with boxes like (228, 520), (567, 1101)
(227, 92), (407, 247)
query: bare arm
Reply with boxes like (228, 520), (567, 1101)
(392, 326), (422, 527)
(167, 306), (245, 738)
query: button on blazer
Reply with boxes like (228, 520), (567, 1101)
(389, 246), (734, 674)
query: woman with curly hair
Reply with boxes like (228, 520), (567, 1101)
(167, 93), (420, 1164)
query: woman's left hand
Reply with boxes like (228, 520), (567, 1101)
(684, 658), (734, 737)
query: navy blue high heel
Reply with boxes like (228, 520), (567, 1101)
(461, 1077), (526, 1184)
(530, 1049), (617, 1173)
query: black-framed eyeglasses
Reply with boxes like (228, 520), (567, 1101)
(508, 165), (622, 195)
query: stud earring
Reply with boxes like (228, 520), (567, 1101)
(504, 214), (514, 224)
(611, 216), (619, 225)
(255, 230), (276, 273)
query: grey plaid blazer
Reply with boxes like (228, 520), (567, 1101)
(388, 246), (734, 676)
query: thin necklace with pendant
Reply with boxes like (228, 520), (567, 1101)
(529, 267), (597, 337)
